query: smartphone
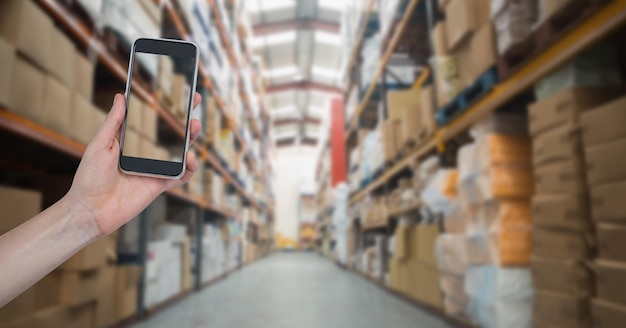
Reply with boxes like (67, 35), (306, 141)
(119, 38), (199, 179)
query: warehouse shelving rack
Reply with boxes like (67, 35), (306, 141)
(0, 0), (276, 324)
(316, 0), (626, 325)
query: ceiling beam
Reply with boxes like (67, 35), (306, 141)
(301, 137), (318, 146)
(273, 116), (321, 126)
(267, 80), (342, 94)
(253, 19), (340, 36)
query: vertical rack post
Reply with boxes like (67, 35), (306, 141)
(137, 208), (150, 319)
(195, 207), (205, 290)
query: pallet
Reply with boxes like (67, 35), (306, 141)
(436, 67), (499, 126)
(497, 0), (609, 79)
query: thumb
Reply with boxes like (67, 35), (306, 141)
(93, 94), (126, 150)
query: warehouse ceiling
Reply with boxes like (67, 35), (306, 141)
(247, 0), (344, 148)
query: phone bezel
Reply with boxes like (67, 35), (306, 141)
(119, 38), (199, 179)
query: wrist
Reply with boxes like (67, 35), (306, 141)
(57, 192), (101, 243)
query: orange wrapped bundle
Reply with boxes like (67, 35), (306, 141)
(476, 134), (532, 170)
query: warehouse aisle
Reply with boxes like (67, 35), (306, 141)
(131, 253), (452, 328)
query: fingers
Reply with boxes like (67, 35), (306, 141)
(188, 119), (201, 145)
(193, 92), (201, 110)
(93, 94), (125, 150)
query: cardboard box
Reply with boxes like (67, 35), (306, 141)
(181, 238), (193, 291)
(528, 87), (623, 137)
(0, 37), (15, 107)
(41, 76), (72, 134)
(432, 22), (449, 56)
(534, 159), (587, 194)
(594, 260), (626, 306)
(597, 223), (626, 262)
(445, 0), (476, 50)
(471, 22), (497, 82)
(382, 120), (400, 163)
(9, 56), (46, 122)
(531, 257), (593, 296)
(585, 138), (626, 186)
(591, 299), (626, 328)
(394, 225), (411, 260)
(0, 285), (36, 323)
(415, 261), (443, 308)
(95, 266), (116, 328)
(580, 95), (626, 148)
(416, 224), (440, 265)
(401, 106), (421, 146)
(127, 94), (143, 132)
(590, 180), (626, 223)
(61, 238), (107, 271)
(532, 122), (582, 166)
(532, 227), (592, 261)
(49, 28), (76, 89)
(36, 270), (99, 308)
(115, 266), (141, 320)
(419, 85), (437, 138)
(534, 290), (591, 327)
(71, 94), (96, 145)
(142, 102), (158, 141)
(0, 0), (53, 70)
(0, 185), (42, 233)
(386, 88), (420, 122)
(122, 129), (141, 158)
(531, 194), (591, 232)
(158, 55), (174, 97)
(75, 52), (95, 100)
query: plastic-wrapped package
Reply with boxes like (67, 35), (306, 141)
(443, 202), (467, 234)
(471, 200), (532, 232)
(465, 266), (534, 328)
(421, 169), (458, 215)
(431, 55), (461, 105)
(444, 295), (469, 319)
(474, 134), (532, 171)
(435, 233), (469, 276)
(413, 156), (440, 192)
(459, 166), (534, 206)
(466, 230), (532, 266)
(469, 113), (529, 138)
(440, 274), (469, 304)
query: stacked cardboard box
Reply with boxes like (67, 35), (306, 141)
(443, 0), (496, 92)
(528, 83), (623, 326)
(0, 1), (101, 145)
(385, 86), (437, 153)
(492, 0), (537, 56)
(456, 114), (534, 327)
(577, 95), (626, 325)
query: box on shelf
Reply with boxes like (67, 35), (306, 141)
(0, 37), (15, 107)
(527, 87), (622, 137)
(13, 303), (95, 328)
(534, 290), (591, 327)
(591, 181), (626, 223)
(75, 52), (95, 101)
(36, 270), (99, 308)
(493, 0), (536, 55)
(9, 56), (46, 122)
(432, 22), (449, 56)
(126, 94), (143, 132)
(415, 224), (440, 265)
(532, 228), (593, 261)
(71, 94), (97, 145)
(466, 229), (531, 266)
(533, 159), (586, 194)
(593, 260), (626, 306)
(419, 85), (437, 139)
(386, 88), (420, 123)
(115, 265), (142, 321)
(49, 28), (76, 89)
(445, 0), (484, 50)
(531, 257), (593, 296)
(585, 138), (626, 186)
(41, 76), (72, 134)
(457, 22), (497, 90)
(154, 224), (187, 243)
(532, 122), (582, 166)
(591, 298), (626, 328)
(580, 95), (626, 148)
(415, 260), (444, 308)
(142, 102), (158, 141)
(596, 223), (626, 262)
(0, 0), (53, 71)
(0, 185), (42, 234)
(531, 193), (591, 232)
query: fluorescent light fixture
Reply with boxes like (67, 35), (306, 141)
(251, 31), (296, 49)
(247, 0), (294, 13)
(319, 0), (348, 11)
(315, 31), (340, 45)
(271, 106), (299, 117)
(263, 66), (298, 78)
(312, 66), (339, 79)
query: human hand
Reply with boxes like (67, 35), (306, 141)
(66, 93), (202, 238)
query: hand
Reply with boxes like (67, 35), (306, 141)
(66, 93), (202, 238)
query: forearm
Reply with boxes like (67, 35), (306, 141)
(0, 195), (98, 307)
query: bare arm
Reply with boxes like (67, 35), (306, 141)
(0, 93), (202, 307)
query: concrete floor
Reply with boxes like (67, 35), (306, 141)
(130, 252), (452, 328)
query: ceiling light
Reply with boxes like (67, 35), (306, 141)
(265, 31), (296, 46)
(319, 0), (348, 12)
(312, 66), (339, 79)
(263, 66), (298, 78)
(271, 106), (299, 117)
(315, 31), (340, 45)
(247, 0), (294, 13)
